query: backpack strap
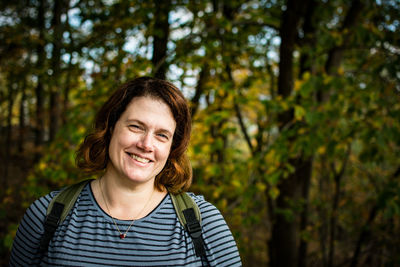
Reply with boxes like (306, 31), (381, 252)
(170, 192), (206, 257)
(39, 179), (92, 252)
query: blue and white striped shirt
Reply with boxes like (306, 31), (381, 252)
(10, 183), (241, 266)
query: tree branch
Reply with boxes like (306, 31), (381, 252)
(234, 100), (254, 155)
(325, 0), (364, 75)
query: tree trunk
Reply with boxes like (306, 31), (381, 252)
(18, 79), (27, 153)
(62, 52), (72, 126)
(269, 0), (308, 266)
(190, 63), (208, 118)
(350, 167), (400, 267)
(325, 0), (364, 75)
(49, 0), (63, 142)
(297, 160), (313, 267)
(34, 0), (46, 149)
(4, 79), (15, 187)
(318, 156), (330, 267)
(328, 147), (350, 267)
(62, 1), (72, 126)
(322, 2), (364, 265)
(297, 3), (317, 267)
(270, 158), (310, 267)
(151, 0), (171, 79)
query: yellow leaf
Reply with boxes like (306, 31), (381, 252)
(295, 105), (306, 120)
(281, 100), (289, 110)
(317, 146), (326, 155)
(302, 71), (311, 80)
(294, 80), (302, 91)
(39, 162), (47, 171)
(232, 179), (241, 188)
(269, 186), (280, 199)
(298, 128), (307, 135)
(213, 190), (220, 199)
(256, 182), (266, 192)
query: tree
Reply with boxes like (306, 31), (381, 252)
(1, 1), (399, 266)
(151, 0), (171, 79)
(34, 0), (47, 149)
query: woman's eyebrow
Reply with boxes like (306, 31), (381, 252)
(126, 119), (144, 125)
(158, 128), (174, 137)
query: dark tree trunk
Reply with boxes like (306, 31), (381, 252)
(328, 147), (350, 267)
(190, 64), (208, 118)
(34, 0), (46, 149)
(62, 53), (72, 126)
(270, 0), (309, 266)
(270, 158), (311, 267)
(62, 1), (73, 126)
(49, 0), (63, 142)
(297, 159), (313, 267)
(318, 160), (330, 267)
(4, 79), (15, 187)
(18, 79), (27, 153)
(151, 0), (171, 80)
(350, 167), (400, 267)
(297, 2), (317, 266)
(322, 2), (364, 265)
(325, 0), (364, 75)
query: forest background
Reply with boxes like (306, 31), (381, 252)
(0, 0), (399, 266)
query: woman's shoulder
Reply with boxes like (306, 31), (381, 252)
(15, 189), (62, 239)
(185, 192), (226, 224)
(25, 189), (60, 217)
(186, 192), (213, 210)
(185, 192), (242, 265)
(31, 181), (90, 211)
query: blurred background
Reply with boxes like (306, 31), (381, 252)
(0, 0), (399, 266)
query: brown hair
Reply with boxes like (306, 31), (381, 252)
(76, 76), (192, 193)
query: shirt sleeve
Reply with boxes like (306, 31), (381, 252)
(193, 195), (242, 267)
(9, 192), (55, 266)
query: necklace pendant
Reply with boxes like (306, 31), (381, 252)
(120, 234), (126, 239)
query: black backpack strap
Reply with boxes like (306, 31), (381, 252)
(39, 179), (92, 252)
(183, 207), (206, 257)
(39, 201), (64, 251)
(170, 192), (206, 257)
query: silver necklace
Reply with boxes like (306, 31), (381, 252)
(99, 178), (154, 239)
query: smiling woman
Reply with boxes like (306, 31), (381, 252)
(106, 97), (176, 191)
(9, 77), (242, 267)
(76, 77), (193, 194)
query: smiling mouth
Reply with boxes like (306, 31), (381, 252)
(128, 153), (151, 163)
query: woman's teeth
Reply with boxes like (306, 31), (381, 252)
(130, 154), (150, 163)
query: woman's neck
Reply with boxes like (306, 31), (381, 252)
(92, 173), (166, 220)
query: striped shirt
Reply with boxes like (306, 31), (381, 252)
(10, 183), (241, 266)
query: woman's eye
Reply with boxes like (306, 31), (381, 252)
(157, 133), (169, 140)
(130, 124), (141, 130)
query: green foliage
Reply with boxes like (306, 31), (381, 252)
(1, 0), (400, 266)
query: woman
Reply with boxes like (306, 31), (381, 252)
(10, 77), (242, 266)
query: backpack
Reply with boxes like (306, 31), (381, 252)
(39, 179), (206, 258)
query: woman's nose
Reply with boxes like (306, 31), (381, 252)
(137, 133), (154, 151)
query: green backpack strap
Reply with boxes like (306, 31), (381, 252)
(40, 179), (92, 252)
(170, 192), (206, 257)
(47, 179), (93, 221)
(170, 192), (202, 226)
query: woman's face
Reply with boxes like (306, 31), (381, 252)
(107, 96), (176, 187)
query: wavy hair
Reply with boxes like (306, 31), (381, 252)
(76, 77), (192, 193)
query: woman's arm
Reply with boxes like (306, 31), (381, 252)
(194, 195), (242, 267)
(9, 193), (54, 266)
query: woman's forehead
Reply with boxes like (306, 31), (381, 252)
(121, 96), (176, 130)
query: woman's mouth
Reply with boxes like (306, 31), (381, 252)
(128, 153), (151, 163)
